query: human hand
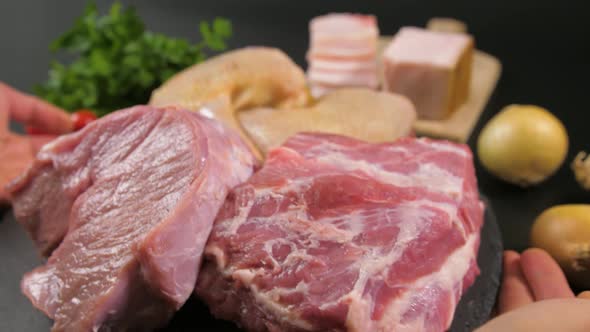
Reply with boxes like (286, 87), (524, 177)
(476, 248), (590, 331)
(0, 82), (72, 205)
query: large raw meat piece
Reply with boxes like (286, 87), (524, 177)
(8, 106), (256, 331)
(196, 133), (484, 332)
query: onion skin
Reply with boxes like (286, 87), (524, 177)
(477, 104), (568, 187)
(531, 205), (590, 289)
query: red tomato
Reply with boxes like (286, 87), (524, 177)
(71, 110), (97, 131)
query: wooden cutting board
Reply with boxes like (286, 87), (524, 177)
(378, 32), (502, 142)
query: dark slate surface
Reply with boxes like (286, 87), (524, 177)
(0, 196), (502, 331)
(448, 197), (502, 332)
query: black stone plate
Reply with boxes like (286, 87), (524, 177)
(0, 196), (502, 332)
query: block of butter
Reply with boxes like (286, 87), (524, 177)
(382, 27), (474, 120)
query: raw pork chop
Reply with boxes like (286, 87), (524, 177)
(196, 133), (483, 332)
(8, 106), (256, 331)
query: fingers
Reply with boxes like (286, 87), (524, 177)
(0, 91), (8, 132)
(0, 134), (35, 205)
(29, 135), (57, 154)
(578, 291), (590, 299)
(520, 248), (575, 301)
(476, 299), (590, 332)
(0, 82), (11, 133)
(497, 250), (534, 314)
(0, 82), (72, 135)
(498, 248), (577, 316)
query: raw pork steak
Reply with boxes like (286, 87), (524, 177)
(196, 133), (484, 332)
(8, 106), (256, 331)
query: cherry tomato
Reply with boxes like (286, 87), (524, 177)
(71, 110), (97, 131)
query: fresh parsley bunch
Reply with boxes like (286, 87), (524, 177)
(35, 2), (232, 116)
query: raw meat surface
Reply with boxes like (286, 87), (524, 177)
(197, 133), (484, 332)
(239, 88), (416, 157)
(8, 106), (256, 331)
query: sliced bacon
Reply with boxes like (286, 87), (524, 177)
(309, 58), (377, 72)
(306, 13), (379, 97)
(308, 69), (379, 88)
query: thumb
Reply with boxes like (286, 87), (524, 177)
(1, 82), (73, 135)
(29, 135), (58, 154)
(0, 87), (9, 132)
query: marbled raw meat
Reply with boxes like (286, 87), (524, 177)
(197, 133), (483, 332)
(8, 106), (256, 331)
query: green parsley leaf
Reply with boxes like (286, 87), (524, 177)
(35, 1), (232, 115)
